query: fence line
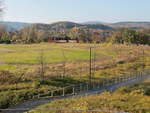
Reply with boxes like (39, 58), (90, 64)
(1, 70), (149, 113)
(33, 70), (150, 99)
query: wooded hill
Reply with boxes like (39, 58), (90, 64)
(1, 21), (150, 31)
(32, 21), (114, 31)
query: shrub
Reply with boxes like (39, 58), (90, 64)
(32, 81), (41, 88)
(0, 71), (17, 84)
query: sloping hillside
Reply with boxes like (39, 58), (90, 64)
(86, 24), (114, 30)
(0, 21), (115, 31)
(1, 21), (150, 31)
(0, 21), (31, 31)
(111, 22), (150, 29)
(34, 21), (114, 31)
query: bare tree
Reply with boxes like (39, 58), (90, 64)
(62, 49), (66, 78)
(38, 50), (46, 80)
(0, 24), (6, 39)
(21, 25), (37, 43)
(0, 0), (4, 20)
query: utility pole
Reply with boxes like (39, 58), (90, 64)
(39, 49), (45, 80)
(62, 49), (66, 78)
(142, 48), (145, 72)
(93, 47), (96, 78)
(89, 47), (92, 84)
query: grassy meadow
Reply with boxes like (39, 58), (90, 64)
(0, 43), (150, 109)
(0, 43), (149, 79)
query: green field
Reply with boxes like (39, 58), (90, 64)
(0, 43), (92, 64)
(0, 43), (150, 109)
(0, 43), (141, 64)
(0, 43), (149, 70)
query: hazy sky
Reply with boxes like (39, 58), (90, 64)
(3, 0), (150, 23)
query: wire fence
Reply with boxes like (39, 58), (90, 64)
(0, 71), (149, 113)
(33, 70), (150, 99)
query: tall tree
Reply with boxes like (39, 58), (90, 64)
(109, 28), (150, 45)
(0, 0), (4, 19)
(21, 25), (37, 43)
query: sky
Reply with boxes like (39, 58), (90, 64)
(3, 0), (150, 23)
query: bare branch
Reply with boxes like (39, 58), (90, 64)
(0, 0), (5, 20)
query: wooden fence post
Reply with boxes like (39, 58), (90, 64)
(38, 93), (40, 98)
(115, 78), (117, 84)
(86, 83), (89, 91)
(106, 79), (109, 86)
(51, 91), (54, 97)
(72, 85), (75, 95)
(98, 82), (100, 88)
(103, 80), (105, 87)
(125, 75), (127, 81)
(92, 82), (95, 90)
(118, 77), (120, 83)
(62, 88), (65, 96)
(80, 84), (82, 93)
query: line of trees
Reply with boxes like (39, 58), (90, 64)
(0, 24), (150, 45)
(0, 24), (111, 44)
(108, 28), (150, 45)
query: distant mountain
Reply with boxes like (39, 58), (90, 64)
(52, 21), (114, 30)
(111, 22), (150, 29)
(1, 21), (150, 32)
(0, 21), (31, 31)
(33, 21), (150, 31)
(33, 21), (114, 31)
(49, 21), (114, 30)
(81, 21), (109, 25)
(50, 21), (84, 30)
(85, 24), (114, 30)
(32, 21), (83, 31)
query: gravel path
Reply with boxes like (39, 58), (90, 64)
(1, 74), (150, 113)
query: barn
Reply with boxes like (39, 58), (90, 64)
(48, 36), (77, 43)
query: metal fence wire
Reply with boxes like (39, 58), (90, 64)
(35, 71), (150, 99)
(0, 71), (149, 113)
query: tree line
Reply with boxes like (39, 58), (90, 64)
(0, 24), (150, 45)
(0, 24), (112, 44)
(109, 28), (150, 45)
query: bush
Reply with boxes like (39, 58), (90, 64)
(0, 38), (11, 44)
(0, 71), (18, 84)
(0, 89), (38, 108)
(144, 89), (150, 96)
(32, 81), (41, 88)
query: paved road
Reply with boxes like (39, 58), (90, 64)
(1, 74), (150, 113)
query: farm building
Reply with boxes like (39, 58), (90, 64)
(47, 36), (77, 43)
